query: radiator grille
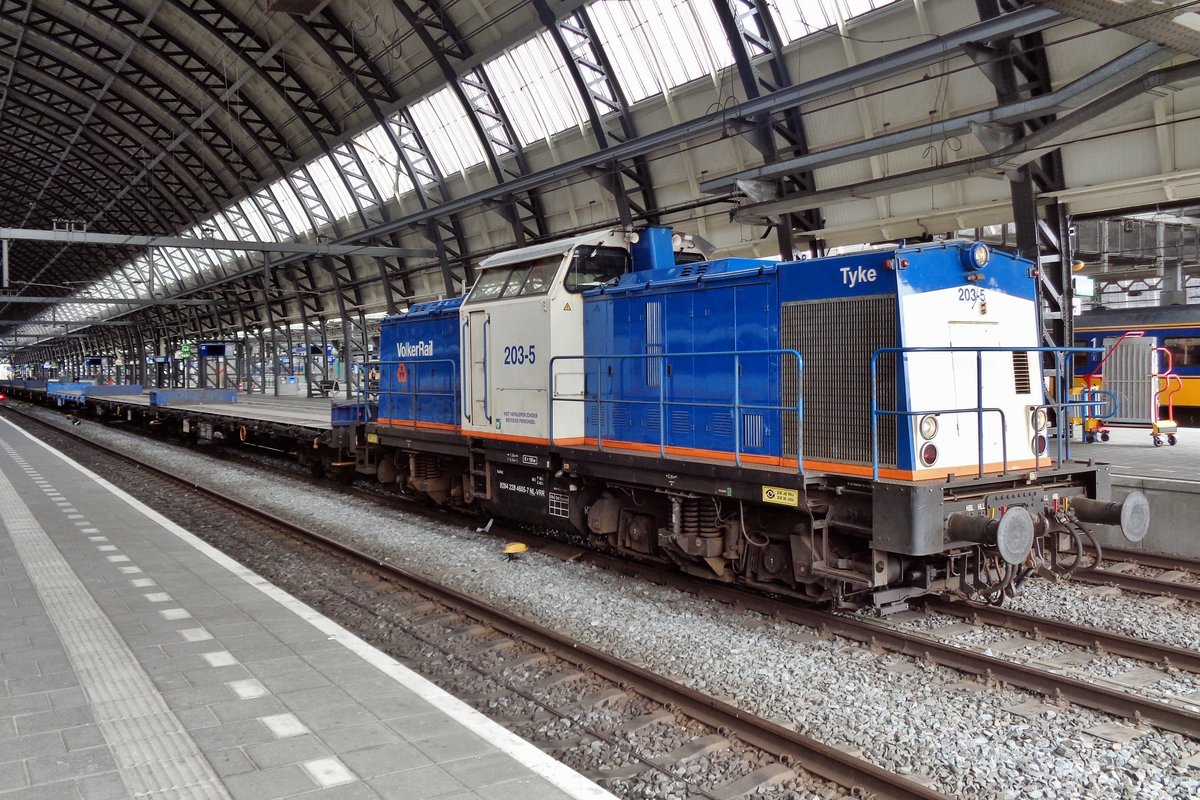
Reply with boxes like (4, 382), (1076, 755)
(743, 413), (765, 448)
(782, 297), (897, 466)
(1012, 351), (1032, 395)
(645, 301), (663, 387)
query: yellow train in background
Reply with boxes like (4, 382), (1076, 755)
(1075, 305), (1200, 427)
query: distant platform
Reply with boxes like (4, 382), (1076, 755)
(0, 416), (612, 800)
(1075, 426), (1200, 559)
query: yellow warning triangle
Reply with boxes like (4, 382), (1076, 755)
(563, 302), (572, 311)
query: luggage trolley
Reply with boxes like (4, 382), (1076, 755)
(1082, 331), (1181, 446)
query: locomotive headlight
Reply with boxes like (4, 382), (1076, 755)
(918, 414), (939, 440)
(1031, 408), (1049, 431)
(920, 443), (938, 466)
(961, 241), (990, 271)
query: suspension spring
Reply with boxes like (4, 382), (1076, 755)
(681, 498), (700, 535)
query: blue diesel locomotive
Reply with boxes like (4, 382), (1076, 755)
(341, 226), (1147, 609)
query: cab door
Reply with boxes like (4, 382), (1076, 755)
(466, 309), (489, 427)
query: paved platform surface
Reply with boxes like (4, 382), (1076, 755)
(0, 416), (613, 800)
(1073, 425), (1199, 482)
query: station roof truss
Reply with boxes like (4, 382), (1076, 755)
(0, 0), (1197, 363)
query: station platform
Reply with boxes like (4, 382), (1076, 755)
(0, 417), (613, 800)
(1074, 425), (1200, 559)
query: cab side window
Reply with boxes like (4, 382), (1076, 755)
(468, 255), (562, 302)
(565, 246), (630, 293)
(469, 269), (512, 302)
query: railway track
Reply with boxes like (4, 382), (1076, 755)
(537, 546), (1200, 738)
(12, 402), (1200, 743)
(0, 403), (949, 800)
(1074, 544), (1200, 603)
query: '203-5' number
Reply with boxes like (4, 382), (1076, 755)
(957, 287), (985, 304)
(503, 344), (536, 365)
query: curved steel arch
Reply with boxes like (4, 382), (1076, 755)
(0, 61), (219, 214)
(536, 2), (659, 228)
(0, 6), (253, 203)
(390, 0), (547, 245)
(0, 97), (201, 228)
(711, 0), (821, 258)
(63, 0), (293, 166)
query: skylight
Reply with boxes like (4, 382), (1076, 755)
(484, 31), (588, 146)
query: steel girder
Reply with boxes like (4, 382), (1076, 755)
(0, 29), (221, 219)
(729, 56), (1193, 219)
(1, 61), (218, 213)
(384, 108), (470, 298)
(353, 6), (1066, 244)
(67, 0), (291, 173)
(0, 103), (184, 234)
(711, 0), (821, 258)
(390, 0), (548, 245)
(0, 2), (250, 201)
(700, 42), (1172, 192)
(537, 3), (659, 228)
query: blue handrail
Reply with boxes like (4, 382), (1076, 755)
(356, 358), (460, 429)
(868, 345), (1109, 480)
(460, 319), (470, 422)
(549, 349), (803, 472)
(482, 317), (492, 424)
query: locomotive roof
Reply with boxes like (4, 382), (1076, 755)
(476, 229), (624, 271)
(593, 239), (1029, 296)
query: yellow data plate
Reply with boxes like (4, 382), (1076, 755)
(366, 433), (379, 443)
(761, 485), (798, 507)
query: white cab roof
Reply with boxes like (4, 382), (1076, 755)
(477, 229), (625, 270)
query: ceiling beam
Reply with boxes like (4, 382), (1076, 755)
(700, 42), (1172, 194)
(0, 319), (135, 325)
(0, 227), (433, 258)
(733, 58), (1200, 223)
(350, 5), (1066, 245)
(0, 294), (211, 306)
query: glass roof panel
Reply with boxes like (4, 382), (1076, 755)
(844, 0), (876, 19)
(274, 176), (318, 231)
(306, 155), (359, 222)
(588, 0), (734, 103)
(484, 31), (587, 146)
(238, 198), (279, 242)
(770, 0), (835, 40)
(410, 86), (487, 176)
(354, 126), (415, 201)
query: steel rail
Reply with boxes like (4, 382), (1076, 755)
(1071, 569), (1200, 604)
(920, 597), (1200, 674)
(0, 405), (948, 800)
(1084, 543), (1200, 573)
(507, 542), (1200, 737)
